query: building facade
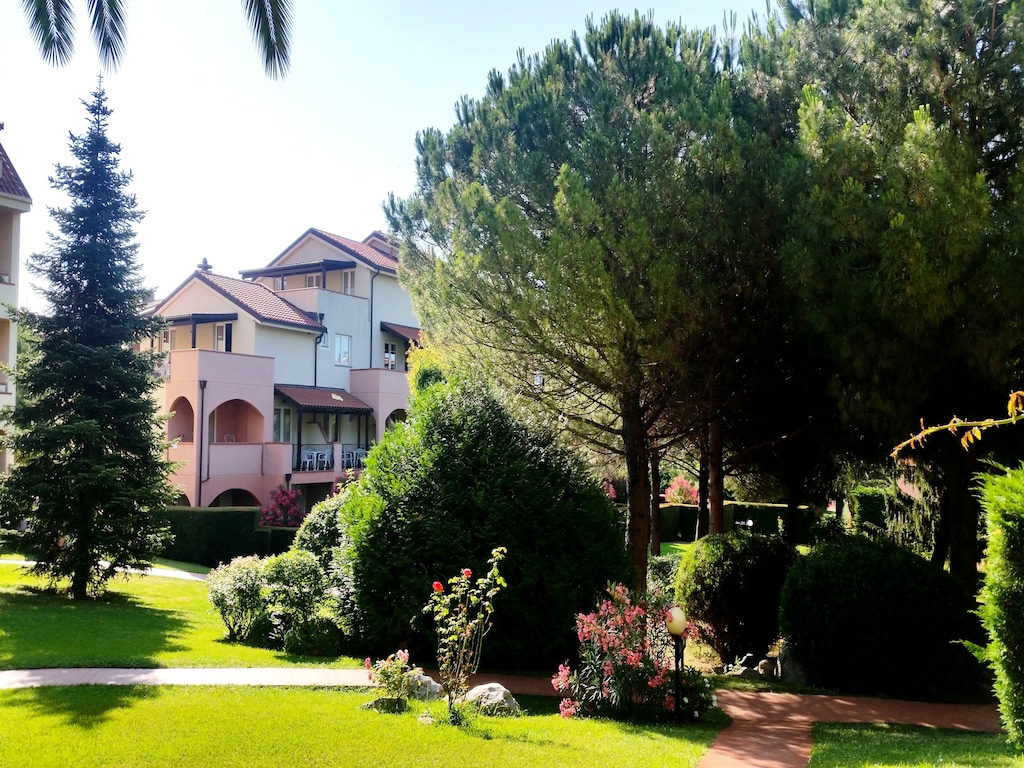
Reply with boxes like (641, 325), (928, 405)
(147, 229), (419, 511)
(0, 135), (30, 473)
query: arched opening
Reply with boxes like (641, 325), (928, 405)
(209, 399), (263, 443)
(174, 492), (191, 507)
(385, 409), (407, 431)
(168, 396), (195, 442)
(209, 488), (259, 507)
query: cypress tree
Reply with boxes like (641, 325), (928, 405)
(0, 80), (173, 599)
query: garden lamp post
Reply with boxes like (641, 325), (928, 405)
(666, 606), (687, 724)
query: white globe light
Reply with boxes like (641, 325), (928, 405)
(666, 606), (687, 636)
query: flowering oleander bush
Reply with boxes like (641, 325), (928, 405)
(364, 649), (423, 707)
(424, 547), (507, 724)
(260, 485), (304, 527)
(552, 584), (714, 722)
(665, 475), (698, 505)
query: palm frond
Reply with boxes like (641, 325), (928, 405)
(21, 0), (77, 66)
(243, 0), (292, 79)
(88, 0), (128, 70)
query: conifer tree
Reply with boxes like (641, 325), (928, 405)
(0, 81), (173, 599)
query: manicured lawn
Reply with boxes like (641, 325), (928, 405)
(660, 541), (692, 558)
(809, 723), (1019, 767)
(0, 563), (358, 669)
(0, 686), (724, 768)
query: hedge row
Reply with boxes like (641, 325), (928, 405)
(660, 503), (814, 543)
(156, 507), (295, 567)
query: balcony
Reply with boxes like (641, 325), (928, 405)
(290, 442), (371, 473)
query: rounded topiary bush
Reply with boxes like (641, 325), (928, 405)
(675, 531), (795, 665)
(321, 378), (630, 669)
(779, 536), (985, 699)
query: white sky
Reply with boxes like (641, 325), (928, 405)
(1, 0), (768, 312)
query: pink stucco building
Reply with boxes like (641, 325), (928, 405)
(147, 229), (419, 511)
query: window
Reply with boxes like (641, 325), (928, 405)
(273, 276), (285, 291)
(334, 334), (352, 366)
(305, 274), (321, 288)
(162, 329), (176, 351)
(319, 330), (329, 349)
(214, 323), (232, 352)
(384, 342), (397, 370)
(341, 270), (356, 295)
(273, 407), (292, 442)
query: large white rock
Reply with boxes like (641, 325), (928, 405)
(409, 673), (445, 702)
(466, 683), (520, 716)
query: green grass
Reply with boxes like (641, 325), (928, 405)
(0, 563), (358, 669)
(660, 541), (692, 558)
(0, 686), (725, 768)
(153, 557), (211, 574)
(808, 723), (1021, 767)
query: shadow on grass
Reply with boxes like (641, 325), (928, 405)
(0, 684), (160, 728)
(0, 580), (193, 670)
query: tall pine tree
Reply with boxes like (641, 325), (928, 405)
(1, 80), (173, 599)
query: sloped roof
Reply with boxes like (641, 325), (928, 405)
(275, 384), (373, 414)
(197, 272), (324, 331)
(270, 228), (398, 274)
(0, 141), (31, 201)
(380, 321), (422, 345)
(150, 271), (324, 332)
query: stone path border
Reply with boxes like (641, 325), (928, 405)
(0, 667), (1002, 767)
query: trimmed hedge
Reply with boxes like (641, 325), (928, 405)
(779, 536), (985, 699)
(156, 507), (295, 567)
(977, 465), (1024, 749)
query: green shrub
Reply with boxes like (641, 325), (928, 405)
(327, 378), (630, 668)
(207, 556), (268, 642)
(977, 465), (1024, 749)
(850, 486), (889, 533)
(157, 507), (270, 566)
(779, 536), (985, 699)
(263, 549), (340, 656)
(293, 493), (346, 569)
(291, 493), (357, 640)
(675, 531), (794, 665)
(648, 554), (680, 594)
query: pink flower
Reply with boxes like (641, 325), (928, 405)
(664, 694), (676, 712)
(396, 649), (409, 663)
(551, 663), (572, 692)
(559, 698), (578, 718)
(462, 568), (472, 579)
(364, 657), (372, 670)
(432, 581), (443, 592)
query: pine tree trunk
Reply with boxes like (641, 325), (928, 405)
(708, 413), (726, 534)
(649, 449), (662, 557)
(697, 433), (710, 540)
(621, 390), (650, 593)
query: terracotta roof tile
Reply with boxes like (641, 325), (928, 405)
(196, 272), (324, 331)
(275, 384), (372, 413)
(0, 141), (31, 201)
(309, 229), (398, 273)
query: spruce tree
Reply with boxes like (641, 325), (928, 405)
(0, 80), (173, 599)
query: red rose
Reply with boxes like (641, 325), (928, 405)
(462, 568), (472, 579)
(432, 581), (443, 592)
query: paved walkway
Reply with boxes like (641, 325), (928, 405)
(0, 667), (1002, 767)
(698, 690), (1003, 768)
